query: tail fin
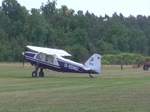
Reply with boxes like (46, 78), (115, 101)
(84, 54), (101, 74)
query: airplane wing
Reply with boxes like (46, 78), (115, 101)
(26, 45), (71, 56)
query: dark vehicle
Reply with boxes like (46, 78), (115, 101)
(138, 59), (150, 70)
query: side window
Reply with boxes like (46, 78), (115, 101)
(46, 55), (54, 64)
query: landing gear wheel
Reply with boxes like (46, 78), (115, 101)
(32, 71), (37, 77)
(39, 71), (44, 77)
(39, 68), (44, 77)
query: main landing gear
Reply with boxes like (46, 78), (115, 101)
(32, 68), (44, 77)
(32, 63), (44, 77)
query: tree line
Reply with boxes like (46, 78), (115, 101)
(0, 0), (150, 63)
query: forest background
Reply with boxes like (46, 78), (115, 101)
(0, 0), (150, 64)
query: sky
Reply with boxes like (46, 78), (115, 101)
(0, 0), (150, 17)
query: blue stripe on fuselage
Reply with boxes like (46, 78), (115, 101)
(57, 59), (86, 73)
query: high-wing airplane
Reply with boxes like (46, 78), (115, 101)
(22, 45), (101, 78)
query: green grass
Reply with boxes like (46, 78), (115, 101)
(0, 64), (150, 112)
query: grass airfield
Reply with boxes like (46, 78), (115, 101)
(0, 63), (150, 112)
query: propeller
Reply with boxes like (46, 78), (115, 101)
(22, 52), (25, 67)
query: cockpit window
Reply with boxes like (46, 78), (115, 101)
(36, 53), (42, 60)
(35, 53), (54, 63)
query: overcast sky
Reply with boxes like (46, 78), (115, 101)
(0, 0), (150, 17)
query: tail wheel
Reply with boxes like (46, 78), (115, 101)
(143, 65), (149, 71)
(32, 71), (37, 77)
(89, 73), (93, 78)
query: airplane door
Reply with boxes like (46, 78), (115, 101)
(36, 53), (59, 66)
(46, 55), (54, 64)
(36, 53), (46, 62)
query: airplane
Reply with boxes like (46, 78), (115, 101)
(22, 45), (101, 78)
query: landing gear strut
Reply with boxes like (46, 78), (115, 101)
(32, 63), (39, 77)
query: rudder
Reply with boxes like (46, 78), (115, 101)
(84, 54), (101, 74)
